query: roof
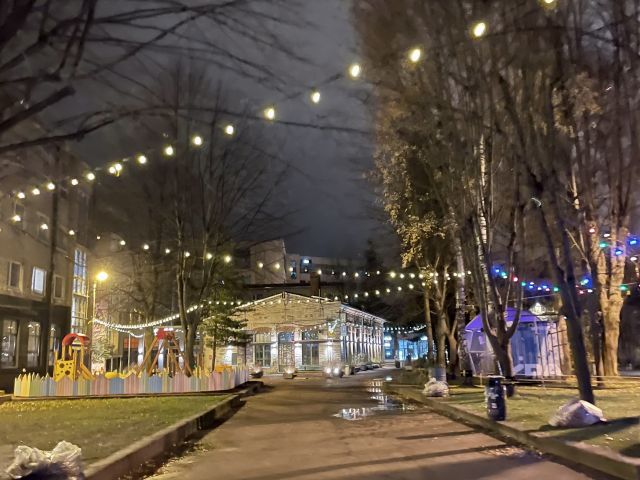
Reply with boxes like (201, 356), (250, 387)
(466, 308), (546, 331)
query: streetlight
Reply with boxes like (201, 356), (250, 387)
(92, 271), (109, 319)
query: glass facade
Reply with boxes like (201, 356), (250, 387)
(26, 321), (41, 368)
(71, 249), (88, 333)
(1, 319), (18, 368)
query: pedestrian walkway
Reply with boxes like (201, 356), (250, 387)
(148, 370), (604, 479)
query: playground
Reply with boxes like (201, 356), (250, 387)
(0, 395), (230, 470)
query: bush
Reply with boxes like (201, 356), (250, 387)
(396, 368), (429, 386)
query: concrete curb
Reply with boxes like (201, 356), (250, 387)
(0, 395), (10, 405)
(85, 381), (262, 480)
(389, 385), (640, 480)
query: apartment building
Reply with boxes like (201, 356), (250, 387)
(0, 144), (91, 390)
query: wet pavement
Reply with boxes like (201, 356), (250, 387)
(146, 368), (603, 479)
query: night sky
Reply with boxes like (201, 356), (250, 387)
(69, 0), (385, 260)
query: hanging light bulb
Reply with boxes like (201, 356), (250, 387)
(223, 254), (232, 264)
(40, 223), (48, 231)
(108, 163), (122, 175)
(143, 243), (150, 251)
(274, 262), (281, 270)
(184, 251), (191, 258)
(16, 191), (25, 199)
(206, 252), (213, 260)
(264, 107), (276, 120)
(472, 21), (487, 38)
(192, 135), (203, 146)
(258, 261), (264, 269)
(11, 214), (21, 223)
(68, 229), (75, 236)
(31, 187), (40, 196)
(86, 172), (96, 181)
(46, 182), (55, 191)
(408, 47), (422, 63)
(70, 178), (79, 186)
(165, 248), (171, 254)
(119, 239), (126, 246)
(224, 124), (235, 136)
(349, 63), (362, 78)
(164, 145), (175, 156)
(310, 90), (321, 104)
(136, 155), (147, 165)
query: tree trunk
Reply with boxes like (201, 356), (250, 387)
(185, 323), (197, 371)
(602, 298), (622, 377)
(211, 324), (218, 371)
(436, 317), (447, 368)
(423, 293), (435, 363)
(447, 333), (458, 376)
(452, 234), (471, 381)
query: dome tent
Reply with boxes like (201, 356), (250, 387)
(464, 308), (565, 378)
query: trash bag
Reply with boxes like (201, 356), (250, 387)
(423, 378), (449, 397)
(549, 398), (606, 428)
(6, 441), (84, 479)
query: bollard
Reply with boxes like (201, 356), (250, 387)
(485, 375), (506, 421)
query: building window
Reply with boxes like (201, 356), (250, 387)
(278, 332), (294, 343)
(254, 332), (272, 343)
(302, 330), (319, 341)
(26, 321), (41, 368)
(302, 342), (319, 366)
(31, 267), (46, 295)
(49, 325), (60, 366)
(254, 344), (271, 367)
(0, 319), (18, 368)
(53, 275), (64, 300)
(7, 261), (22, 290)
(289, 261), (297, 279)
(71, 249), (88, 334)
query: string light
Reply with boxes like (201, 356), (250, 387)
(184, 251), (191, 258)
(108, 163), (122, 175)
(206, 252), (214, 260)
(165, 248), (171, 254)
(16, 192), (25, 199)
(408, 47), (422, 63)
(349, 63), (362, 78)
(143, 243), (150, 251)
(46, 182), (55, 191)
(192, 135), (203, 146)
(264, 107), (276, 120)
(224, 124), (235, 136)
(136, 155), (147, 165)
(257, 262), (264, 269)
(40, 223), (48, 231)
(31, 187), (40, 196)
(164, 145), (175, 156)
(70, 178), (79, 186)
(223, 255), (232, 264)
(310, 90), (321, 104)
(86, 172), (96, 181)
(274, 262), (281, 270)
(11, 215), (21, 223)
(119, 239), (126, 246)
(472, 21), (487, 38)
(68, 229), (75, 236)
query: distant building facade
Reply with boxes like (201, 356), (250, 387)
(0, 144), (91, 391)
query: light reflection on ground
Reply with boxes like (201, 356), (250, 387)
(333, 379), (417, 420)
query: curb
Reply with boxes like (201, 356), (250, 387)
(0, 395), (10, 405)
(85, 381), (262, 480)
(389, 385), (640, 480)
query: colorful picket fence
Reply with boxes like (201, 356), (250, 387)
(13, 367), (249, 398)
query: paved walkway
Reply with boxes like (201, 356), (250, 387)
(148, 370), (603, 479)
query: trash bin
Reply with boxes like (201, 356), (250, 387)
(485, 375), (506, 421)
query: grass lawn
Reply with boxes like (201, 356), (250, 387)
(0, 395), (229, 467)
(440, 383), (640, 456)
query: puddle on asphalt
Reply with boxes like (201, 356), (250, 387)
(333, 379), (416, 421)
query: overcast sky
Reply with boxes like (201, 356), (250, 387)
(71, 0), (385, 259)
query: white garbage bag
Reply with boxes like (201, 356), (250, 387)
(549, 398), (606, 428)
(6, 441), (84, 479)
(423, 378), (449, 397)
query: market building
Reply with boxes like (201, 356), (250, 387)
(210, 292), (386, 372)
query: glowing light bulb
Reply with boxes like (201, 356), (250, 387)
(137, 155), (147, 165)
(40, 223), (48, 231)
(46, 182), (55, 191)
(16, 192), (25, 199)
(274, 262), (281, 270)
(184, 251), (191, 258)
(68, 229), (75, 236)
(264, 107), (276, 120)
(86, 172), (95, 181)
(349, 63), (362, 78)
(317, 269), (323, 275)
(70, 178), (79, 186)
(389, 271), (397, 279)
(206, 252), (213, 260)
(11, 214), (21, 223)
(224, 124), (235, 136)
(258, 262), (264, 269)
(165, 248), (171, 254)
(408, 47), (422, 63)
(192, 135), (203, 146)
(119, 239), (126, 246)
(223, 254), (232, 264)
(143, 243), (150, 251)
(472, 21), (487, 38)
(310, 90), (321, 103)
(96, 271), (109, 282)
(31, 187), (40, 196)
(164, 145), (174, 156)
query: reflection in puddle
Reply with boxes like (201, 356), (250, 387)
(334, 379), (416, 420)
